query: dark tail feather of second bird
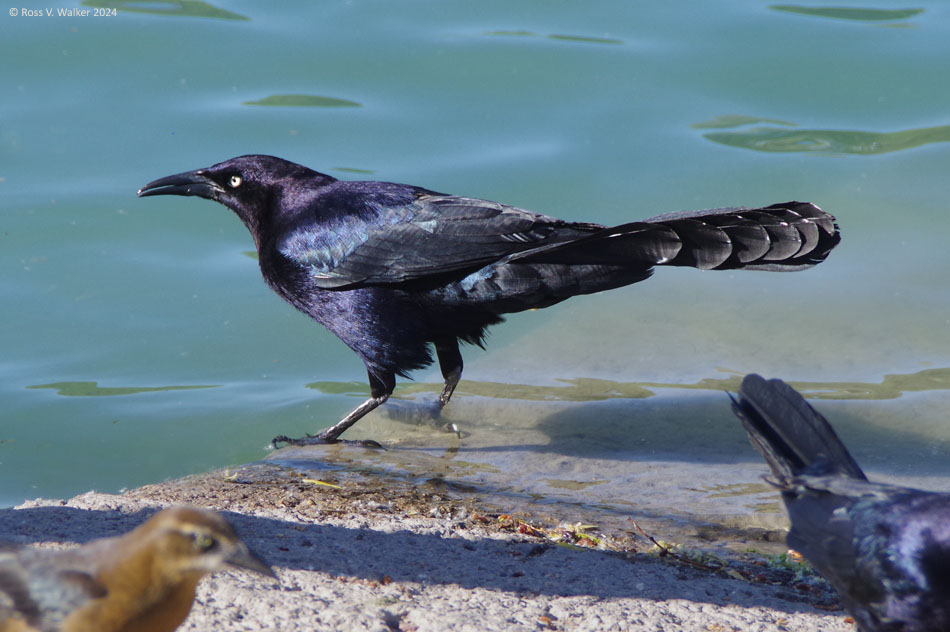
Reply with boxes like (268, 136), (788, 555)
(515, 201), (839, 272)
(730, 374), (866, 484)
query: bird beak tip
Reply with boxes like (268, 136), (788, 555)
(136, 170), (219, 199)
(228, 548), (277, 579)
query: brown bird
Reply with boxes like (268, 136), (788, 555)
(0, 506), (274, 632)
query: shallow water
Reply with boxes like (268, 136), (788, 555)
(3, 1), (950, 541)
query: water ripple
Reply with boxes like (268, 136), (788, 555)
(696, 116), (950, 155)
(243, 94), (363, 108)
(307, 367), (950, 402)
(770, 5), (924, 23)
(27, 381), (219, 396)
(484, 30), (622, 45)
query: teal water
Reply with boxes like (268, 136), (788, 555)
(3, 2), (950, 517)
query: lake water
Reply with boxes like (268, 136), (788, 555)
(3, 1), (950, 540)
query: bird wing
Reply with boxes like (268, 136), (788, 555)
(783, 480), (950, 626)
(280, 195), (600, 289)
(1, 547), (107, 632)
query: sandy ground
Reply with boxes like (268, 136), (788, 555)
(0, 454), (855, 632)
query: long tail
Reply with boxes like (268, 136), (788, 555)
(731, 374), (866, 484)
(516, 202), (840, 271)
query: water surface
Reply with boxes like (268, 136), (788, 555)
(3, 2), (949, 538)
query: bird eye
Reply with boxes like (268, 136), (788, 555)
(192, 533), (217, 552)
(229, 175), (243, 188)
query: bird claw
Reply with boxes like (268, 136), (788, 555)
(270, 434), (384, 450)
(269, 434), (329, 448)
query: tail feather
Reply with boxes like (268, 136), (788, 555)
(731, 374), (866, 484)
(651, 202), (839, 271)
(705, 218), (772, 263)
(735, 210), (806, 262)
(517, 201), (839, 272)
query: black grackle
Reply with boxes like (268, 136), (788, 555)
(139, 155), (840, 445)
(732, 374), (950, 632)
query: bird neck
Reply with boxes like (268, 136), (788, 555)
(113, 576), (201, 632)
(61, 530), (203, 632)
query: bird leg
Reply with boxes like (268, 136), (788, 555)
(272, 371), (394, 447)
(435, 338), (463, 408)
(434, 339), (463, 438)
(319, 393), (389, 442)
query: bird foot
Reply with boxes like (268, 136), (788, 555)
(270, 434), (384, 450)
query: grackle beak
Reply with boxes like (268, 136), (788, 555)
(137, 170), (223, 200)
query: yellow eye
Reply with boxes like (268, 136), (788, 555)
(229, 175), (242, 188)
(192, 533), (215, 552)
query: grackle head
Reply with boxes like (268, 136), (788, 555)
(137, 155), (334, 235)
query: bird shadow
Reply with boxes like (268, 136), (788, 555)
(439, 391), (950, 479)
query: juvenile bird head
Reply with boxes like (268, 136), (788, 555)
(129, 506), (275, 582)
(137, 155), (336, 243)
(1, 507), (274, 632)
